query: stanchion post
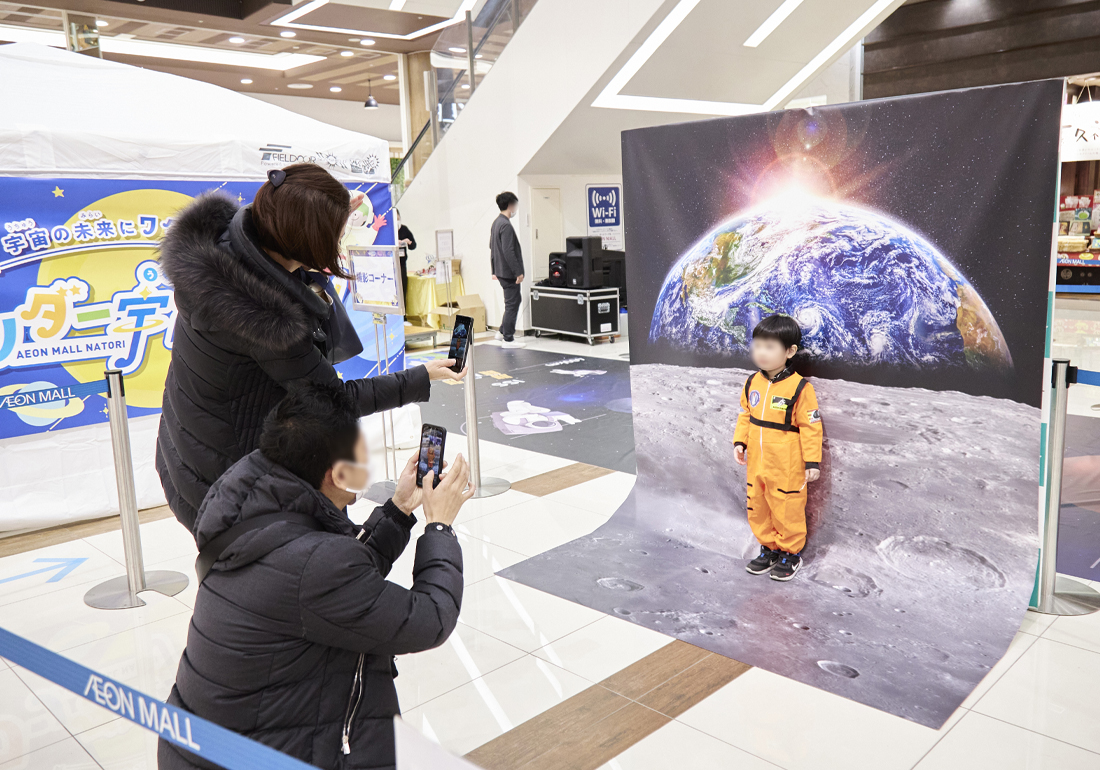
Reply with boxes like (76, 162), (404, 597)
(109, 370), (144, 599)
(374, 316), (400, 490)
(85, 371), (188, 610)
(463, 339), (510, 498)
(1033, 359), (1100, 616)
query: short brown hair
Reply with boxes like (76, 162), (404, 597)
(251, 163), (351, 279)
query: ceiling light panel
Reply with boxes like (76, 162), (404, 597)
(0, 23), (327, 71)
(743, 0), (805, 47)
(100, 36), (325, 70)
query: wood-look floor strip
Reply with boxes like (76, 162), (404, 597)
(638, 654), (752, 719)
(466, 640), (751, 770)
(0, 505), (174, 559)
(509, 462), (616, 497)
(600, 640), (711, 701)
(522, 701), (670, 770)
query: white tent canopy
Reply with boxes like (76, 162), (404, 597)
(0, 42), (390, 182)
(0, 42), (394, 532)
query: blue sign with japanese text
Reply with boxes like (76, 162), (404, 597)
(587, 185), (621, 228)
(585, 183), (624, 250)
(0, 177), (399, 440)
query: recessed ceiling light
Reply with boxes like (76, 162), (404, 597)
(461, 83), (469, 89)
(95, 20), (108, 27)
(280, 30), (296, 38)
(448, 47), (466, 53)
(287, 83), (313, 89)
(228, 36), (245, 44)
(360, 38), (375, 45)
(383, 74), (396, 81)
(240, 78), (253, 84)
(330, 86), (342, 92)
(340, 50), (353, 57)
(474, 54), (483, 59)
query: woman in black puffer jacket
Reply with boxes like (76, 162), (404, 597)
(156, 164), (459, 535)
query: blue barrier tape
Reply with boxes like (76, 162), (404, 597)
(0, 380), (109, 412)
(1078, 368), (1100, 388)
(0, 626), (317, 770)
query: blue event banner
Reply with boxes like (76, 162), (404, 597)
(0, 177), (400, 441)
(0, 626), (316, 769)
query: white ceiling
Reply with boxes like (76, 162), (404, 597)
(590, 0), (902, 117)
(524, 0), (899, 175)
(624, 0), (873, 105)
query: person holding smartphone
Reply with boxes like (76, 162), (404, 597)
(159, 382), (475, 770)
(156, 163), (464, 537)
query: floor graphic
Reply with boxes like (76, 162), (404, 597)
(410, 345), (636, 474)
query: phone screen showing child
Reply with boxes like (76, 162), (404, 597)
(448, 315), (473, 374)
(416, 424), (447, 488)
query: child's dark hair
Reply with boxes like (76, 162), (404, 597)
(752, 314), (802, 350)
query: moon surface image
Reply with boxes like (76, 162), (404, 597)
(500, 363), (1040, 728)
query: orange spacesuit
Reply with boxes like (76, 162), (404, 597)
(733, 369), (822, 554)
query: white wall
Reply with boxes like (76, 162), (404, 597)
(516, 172), (623, 266)
(394, 0), (666, 331)
(246, 93), (404, 143)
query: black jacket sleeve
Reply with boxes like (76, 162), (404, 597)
(355, 500), (415, 578)
(251, 334), (432, 416)
(298, 528), (463, 656)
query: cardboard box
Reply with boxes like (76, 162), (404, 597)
(432, 294), (486, 333)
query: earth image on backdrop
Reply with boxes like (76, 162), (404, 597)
(650, 197), (1012, 371)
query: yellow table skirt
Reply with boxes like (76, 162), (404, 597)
(406, 274), (466, 329)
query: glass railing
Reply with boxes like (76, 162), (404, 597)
(390, 0), (538, 202)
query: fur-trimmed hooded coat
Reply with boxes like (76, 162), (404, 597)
(156, 194), (430, 534)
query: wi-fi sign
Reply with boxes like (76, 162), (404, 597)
(591, 189), (617, 207)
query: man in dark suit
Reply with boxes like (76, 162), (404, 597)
(489, 191), (525, 348)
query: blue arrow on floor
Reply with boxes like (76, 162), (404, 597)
(0, 558), (88, 585)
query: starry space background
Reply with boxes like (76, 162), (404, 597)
(622, 79), (1063, 407)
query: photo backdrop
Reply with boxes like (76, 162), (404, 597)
(501, 80), (1062, 727)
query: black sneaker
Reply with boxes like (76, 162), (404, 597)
(770, 552), (802, 581)
(746, 546), (780, 575)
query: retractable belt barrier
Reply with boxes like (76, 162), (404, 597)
(1035, 361), (1100, 616)
(1077, 367), (1100, 387)
(0, 626), (317, 770)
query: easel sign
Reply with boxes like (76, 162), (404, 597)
(435, 229), (454, 261)
(349, 245), (405, 315)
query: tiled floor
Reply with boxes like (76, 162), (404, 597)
(2, 335), (1100, 769)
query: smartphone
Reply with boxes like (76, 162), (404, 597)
(415, 423), (447, 488)
(447, 315), (474, 374)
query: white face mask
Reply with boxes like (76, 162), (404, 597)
(336, 460), (370, 504)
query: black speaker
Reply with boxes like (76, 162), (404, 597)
(549, 255), (567, 287)
(564, 236), (603, 288)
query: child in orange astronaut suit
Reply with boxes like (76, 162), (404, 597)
(733, 315), (823, 581)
